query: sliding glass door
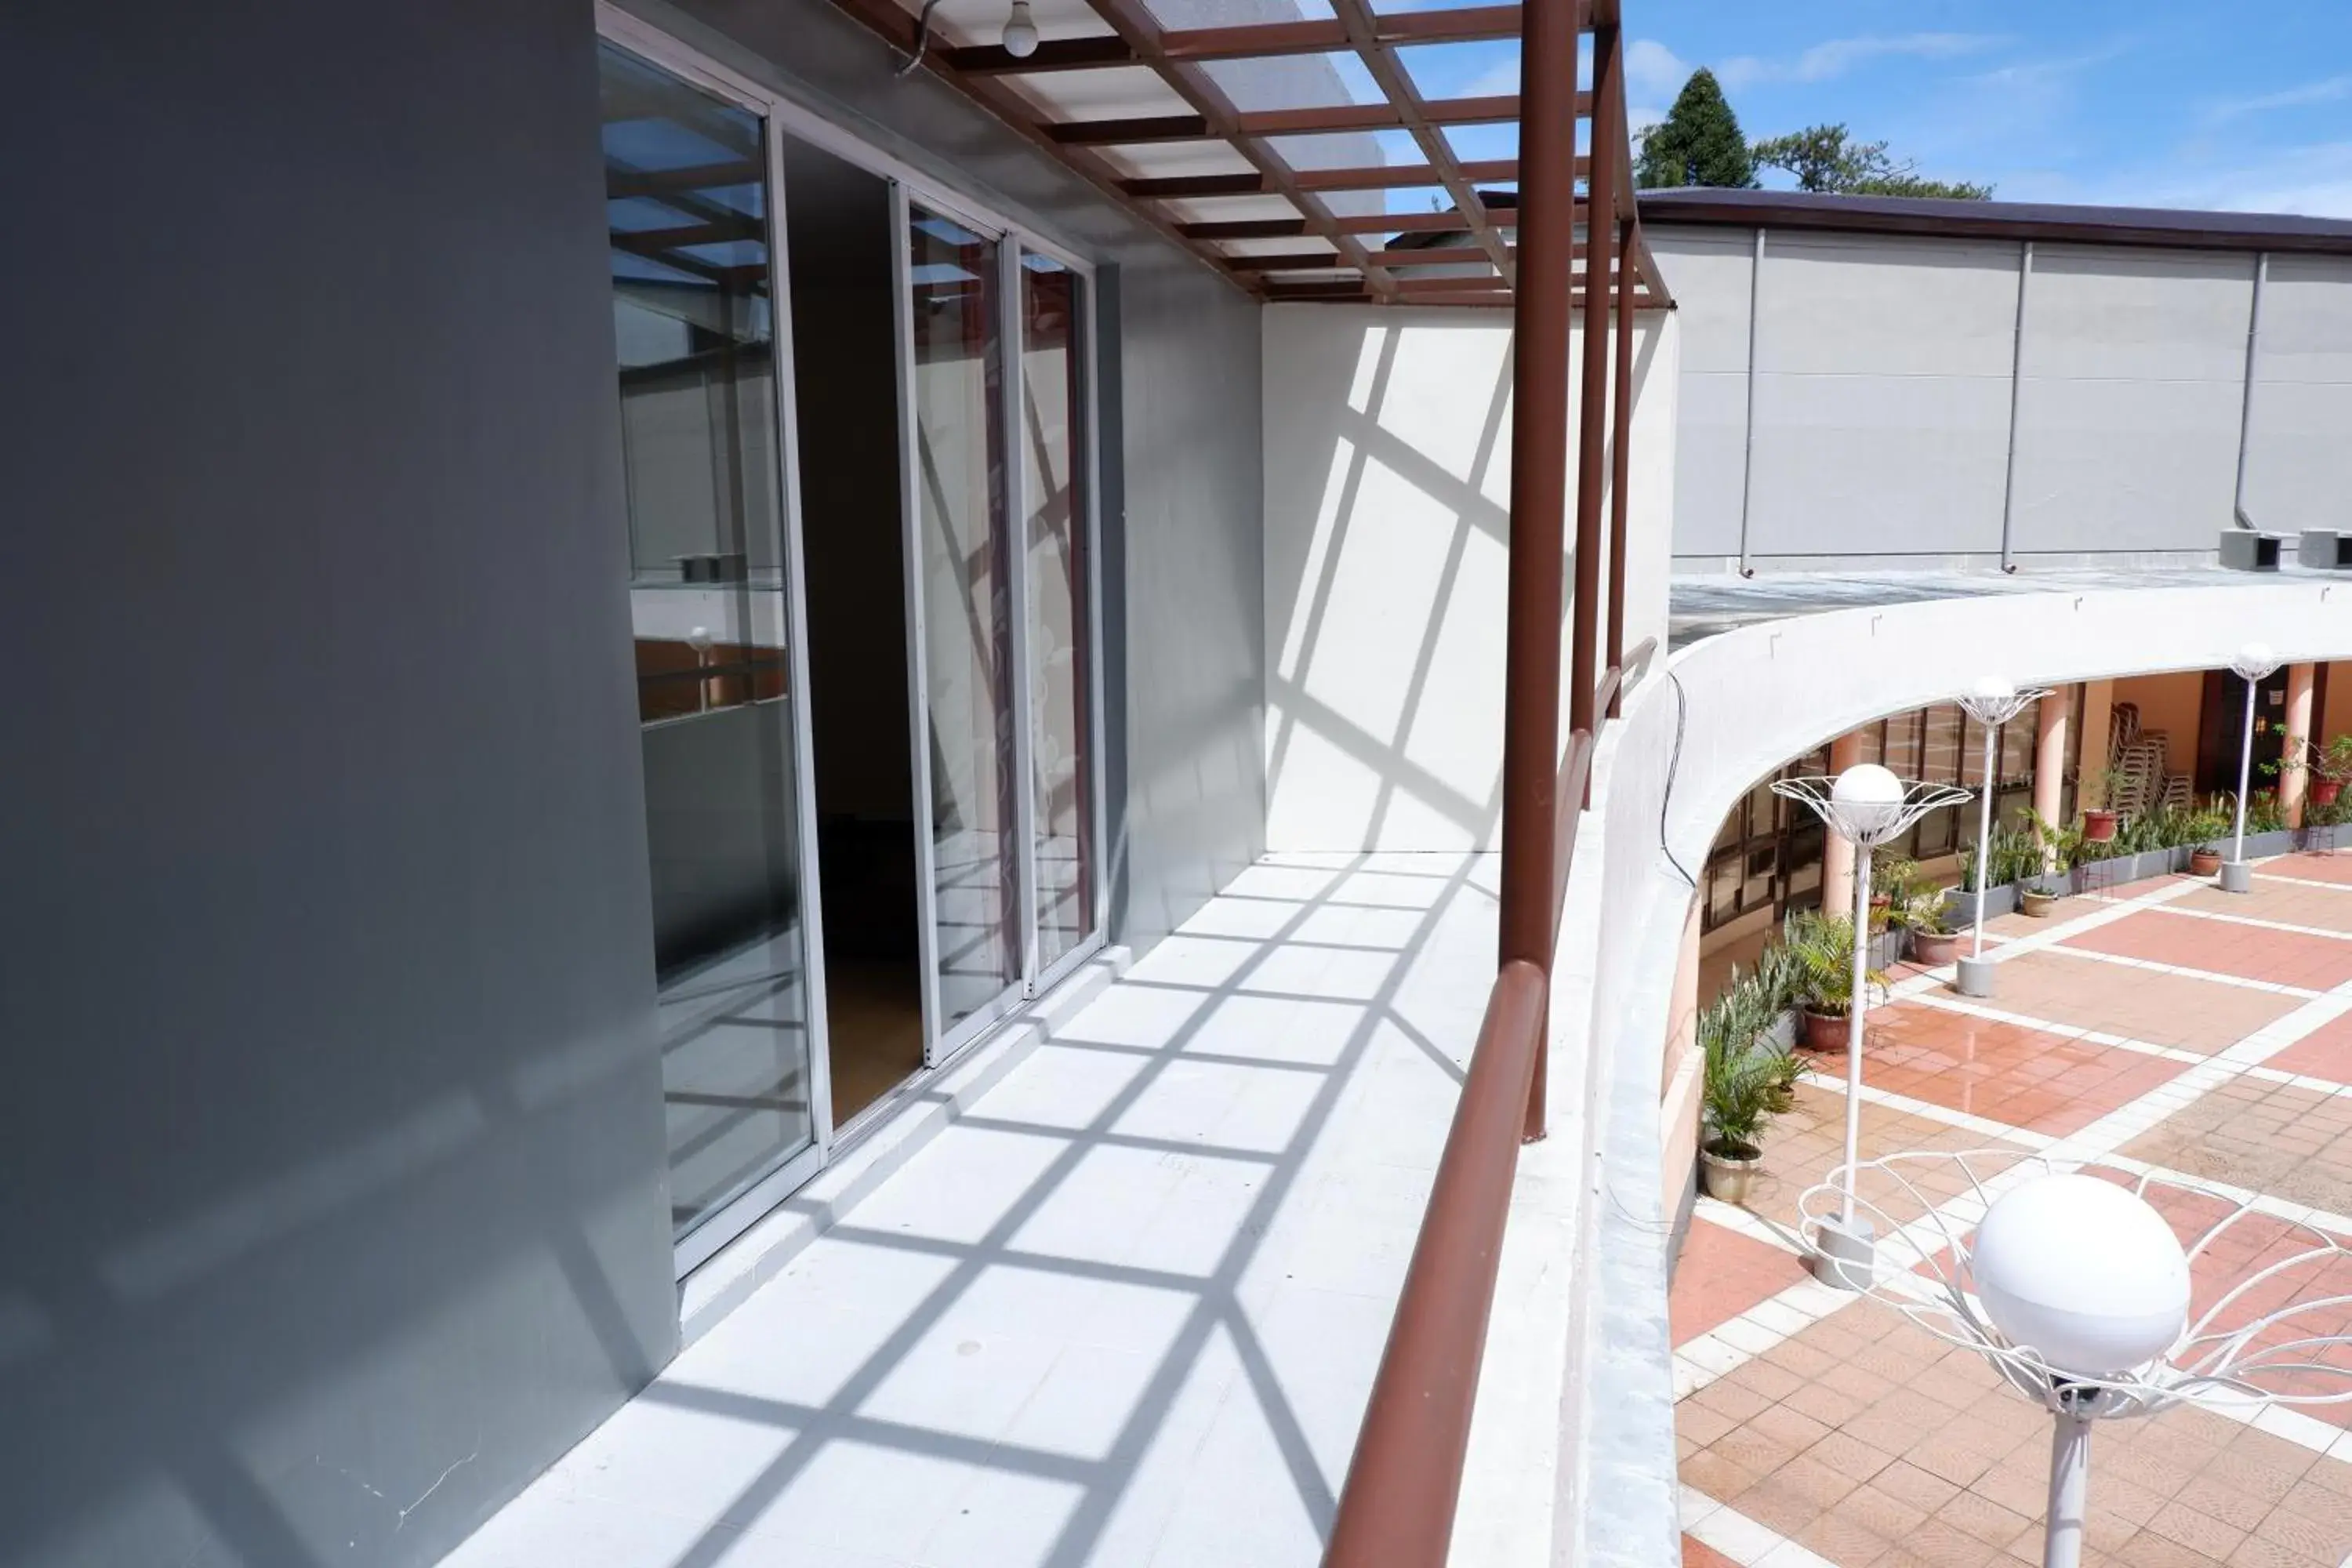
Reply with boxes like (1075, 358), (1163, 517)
(903, 204), (1025, 1050)
(1018, 253), (1095, 975)
(598, 35), (826, 1271)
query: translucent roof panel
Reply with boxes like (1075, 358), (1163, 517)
(1160, 193), (1305, 224)
(1009, 67), (1193, 122)
(1443, 121), (1517, 164)
(1263, 128), (1420, 172)
(884, 0), (1114, 49)
(1198, 52), (1381, 113)
(1091, 141), (1260, 180)
(1137, 0), (1333, 24)
(1393, 39), (1521, 103)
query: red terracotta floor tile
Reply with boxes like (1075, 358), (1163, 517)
(2263, 850), (2352, 888)
(1681, 1534), (1741, 1566)
(1944, 951), (2300, 1056)
(1814, 1003), (2185, 1136)
(2060, 910), (2352, 992)
(2266, 1011), (2352, 1085)
(1674, 1218), (1812, 1347)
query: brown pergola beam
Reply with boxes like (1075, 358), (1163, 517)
(1293, 158), (1538, 191)
(1180, 218), (1308, 240)
(1328, 0), (1516, 285)
(1123, 172), (1267, 198)
(1049, 114), (1210, 145)
(1055, 93), (1537, 146)
(1076, 0), (1398, 300)
(1381, 245), (1522, 267)
(951, 5), (1524, 72)
(1223, 250), (1348, 271)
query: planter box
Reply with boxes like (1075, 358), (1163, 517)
(2075, 848), (2177, 893)
(1766, 1010), (1797, 1051)
(2303, 822), (2351, 852)
(1941, 884), (2015, 927)
(1868, 927), (1905, 971)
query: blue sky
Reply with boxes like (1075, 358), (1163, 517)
(1386, 0), (2352, 216)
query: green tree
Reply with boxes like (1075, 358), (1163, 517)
(1635, 69), (1757, 190)
(1750, 123), (1993, 200)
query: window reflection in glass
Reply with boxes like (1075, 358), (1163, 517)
(601, 41), (815, 1241)
(908, 205), (1021, 1028)
(1019, 253), (1094, 971)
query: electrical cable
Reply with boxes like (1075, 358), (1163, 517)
(894, 0), (945, 78)
(1659, 666), (1697, 889)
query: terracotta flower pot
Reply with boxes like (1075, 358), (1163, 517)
(1909, 930), (1960, 966)
(2190, 848), (2223, 877)
(2314, 779), (2343, 808)
(2083, 810), (2118, 842)
(1801, 1007), (1849, 1051)
(2019, 890), (2061, 918)
(1700, 1142), (1762, 1204)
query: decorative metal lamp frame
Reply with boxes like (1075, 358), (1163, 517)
(1799, 1153), (2352, 1568)
(2224, 644), (2285, 892)
(1771, 771), (1973, 1283)
(1953, 683), (2052, 997)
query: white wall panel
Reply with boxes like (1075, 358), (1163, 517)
(1260, 305), (1680, 851)
(1744, 233), (2020, 558)
(2243, 254), (2352, 533)
(2010, 245), (2256, 554)
(1650, 230), (1752, 558)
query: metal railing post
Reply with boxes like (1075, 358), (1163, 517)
(1607, 213), (1634, 714)
(1496, 0), (1582, 1140)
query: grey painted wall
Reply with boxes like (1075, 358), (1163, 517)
(640, 0), (1270, 951)
(0, 2), (677, 1566)
(0, 1), (1267, 1562)
(1651, 223), (2352, 569)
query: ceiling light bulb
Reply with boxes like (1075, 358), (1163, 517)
(1831, 762), (1905, 840)
(1001, 1), (1039, 57)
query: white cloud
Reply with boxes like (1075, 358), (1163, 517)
(1624, 38), (1690, 100)
(2044, 140), (2352, 220)
(2205, 74), (2352, 125)
(1716, 32), (2002, 89)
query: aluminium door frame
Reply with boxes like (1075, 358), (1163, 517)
(899, 195), (1030, 1067)
(1022, 243), (1110, 1001)
(594, 6), (840, 1280)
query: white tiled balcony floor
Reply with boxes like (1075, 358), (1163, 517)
(444, 851), (1499, 1568)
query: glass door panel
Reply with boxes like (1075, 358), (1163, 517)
(599, 40), (818, 1246)
(1018, 253), (1094, 971)
(906, 204), (1022, 1040)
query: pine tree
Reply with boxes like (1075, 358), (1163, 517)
(1634, 69), (1756, 190)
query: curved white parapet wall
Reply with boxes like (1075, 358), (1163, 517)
(1543, 577), (2352, 1567)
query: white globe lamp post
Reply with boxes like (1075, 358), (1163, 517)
(1954, 677), (2051, 997)
(1800, 1158), (2347, 1568)
(1773, 762), (1971, 1288)
(2223, 642), (2282, 893)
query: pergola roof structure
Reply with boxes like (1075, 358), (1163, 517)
(826, 0), (1670, 309)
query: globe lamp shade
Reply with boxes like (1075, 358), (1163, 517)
(2234, 642), (2280, 683)
(1971, 1174), (2190, 1377)
(1969, 675), (2016, 706)
(1831, 762), (1906, 840)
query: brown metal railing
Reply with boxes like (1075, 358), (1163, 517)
(1324, 641), (1651, 1565)
(1324, 1), (1664, 1557)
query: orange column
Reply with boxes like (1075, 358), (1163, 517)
(2034, 691), (2070, 848)
(2080, 680), (2114, 809)
(2284, 662), (2316, 827)
(1824, 731), (1864, 915)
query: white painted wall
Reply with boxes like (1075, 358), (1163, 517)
(1260, 303), (1681, 851)
(1648, 222), (2352, 566)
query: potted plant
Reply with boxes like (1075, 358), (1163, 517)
(2314, 735), (2352, 808)
(1698, 978), (1802, 1204)
(2019, 876), (2067, 918)
(2080, 768), (2118, 843)
(1782, 909), (1888, 1051)
(1896, 885), (1962, 964)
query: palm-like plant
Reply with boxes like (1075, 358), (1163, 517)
(1780, 908), (1887, 1019)
(1700, 975), (1802, 1158)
